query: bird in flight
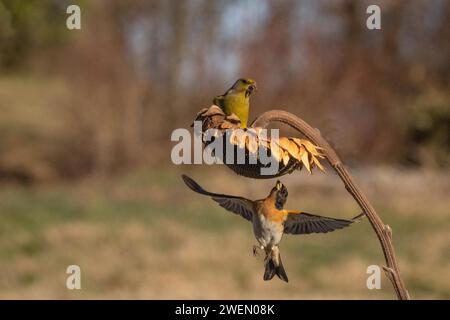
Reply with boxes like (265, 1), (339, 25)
(213, 78), (257, 128)
(181, 175), (364, 283)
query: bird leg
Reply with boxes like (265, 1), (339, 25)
(252, 245), (264, 258)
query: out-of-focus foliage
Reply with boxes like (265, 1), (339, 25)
(0, 0), (67, 70)
(406, 89), (450, 167)
(0, 0), (449, 183)
(0, 1), (449, 300)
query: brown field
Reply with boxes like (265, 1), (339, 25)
(0, 165), (449, 299)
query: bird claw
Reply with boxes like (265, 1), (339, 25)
(252, 245), (259, 257)
(252, 245), (264, 258)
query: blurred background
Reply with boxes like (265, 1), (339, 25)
(0, 0), (449, 299)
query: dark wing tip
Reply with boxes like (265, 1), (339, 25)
(181, 174), (192, 186)
(351, 212), (366, 221)
(181, 174), (204, 194)
(328, 218), (354, 230)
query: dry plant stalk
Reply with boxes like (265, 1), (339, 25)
(251, 110), (410, 300)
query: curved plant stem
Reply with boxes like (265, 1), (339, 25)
(251, 110), (410, 300)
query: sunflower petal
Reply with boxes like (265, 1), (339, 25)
(270, 141), (282, 162)
(312, 155), (325, 172)
(282, 151), (290, 166)
(301, 149), (311, 173)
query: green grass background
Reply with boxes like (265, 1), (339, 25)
(0, 75), (449, 299)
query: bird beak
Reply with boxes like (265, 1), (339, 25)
(276, 181), (282, 191)
(248, 83), (257, 93)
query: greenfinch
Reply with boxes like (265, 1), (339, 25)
(213, 78), (257, 128)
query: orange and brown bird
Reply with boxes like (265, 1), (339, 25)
(182, 175), (364, 283)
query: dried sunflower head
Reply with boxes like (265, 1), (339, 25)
(193, 105), (325, 179)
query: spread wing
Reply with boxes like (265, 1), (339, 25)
(283, 211), (364, 235)
(181, 175), (254, 221)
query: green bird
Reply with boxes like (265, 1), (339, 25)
(213, 78), (257, 128)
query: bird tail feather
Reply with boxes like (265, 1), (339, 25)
(263, 248), (288, 283)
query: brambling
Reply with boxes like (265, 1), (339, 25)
(182, 175), (364, 283)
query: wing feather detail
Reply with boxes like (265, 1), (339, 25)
(284, 211), (360, 235)
(182, 175), (254, 221)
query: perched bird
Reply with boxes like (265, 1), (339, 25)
(181, 175), (364, 283)
(213, 78), (257, 128)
